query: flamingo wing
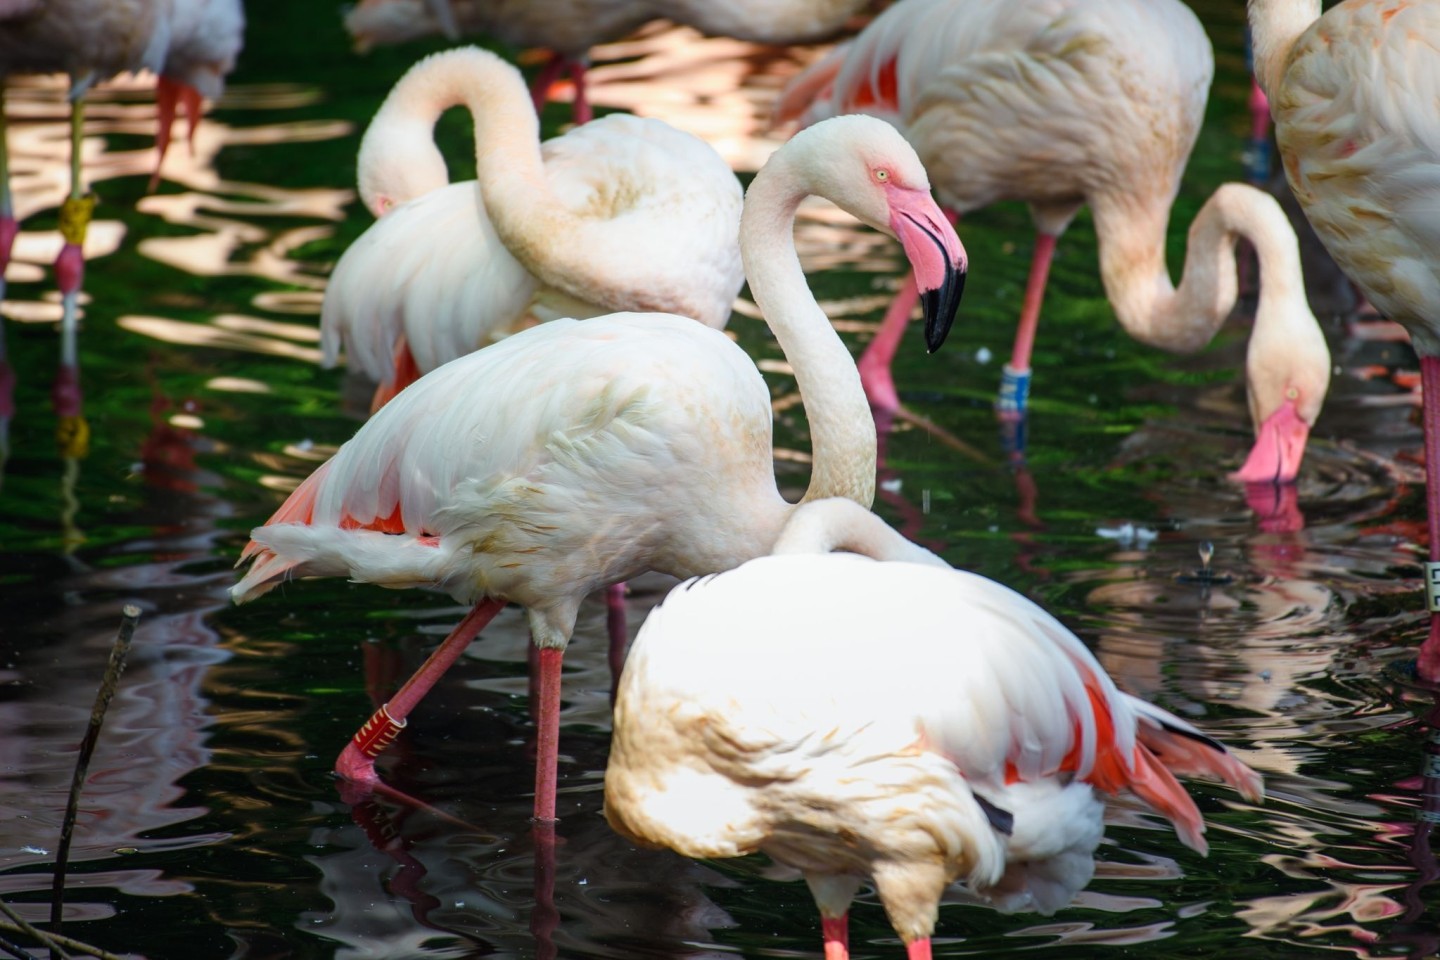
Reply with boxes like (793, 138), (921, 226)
(538, 114), (744, 330)
(320, 181), (539, 384)
(237, 313), (772, 604)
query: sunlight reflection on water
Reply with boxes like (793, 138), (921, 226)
(0, 6), (1437, 959)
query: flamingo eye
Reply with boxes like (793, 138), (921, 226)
(873, 168), (890, 183)
(1286, 386), (1299, 400)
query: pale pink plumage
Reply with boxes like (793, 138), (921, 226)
(233, 115), (969, 823)
(1249, 0), (1440, 676)
(605, 498), (1263, 959)
(777, 0), (1331, 484)
(321, 47), (744, 411)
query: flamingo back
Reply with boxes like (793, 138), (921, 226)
(320, 181), (539, 383)
(536, 113), (745, 331)
(607, 551), (1263, 891)
(236, 314), (780, 610)
(776, 0), (1213, 217)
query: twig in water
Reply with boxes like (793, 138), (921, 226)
(0, 900), (65, 960)
(48, 604), (141, 956)
(0, 912), (126, 960)
(0, 930), (36, 960)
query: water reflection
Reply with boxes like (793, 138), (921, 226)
(0, 5), (1438, 959)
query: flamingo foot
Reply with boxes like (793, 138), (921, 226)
(821, 915), (848, 960)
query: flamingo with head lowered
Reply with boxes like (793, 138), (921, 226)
(322, 47), (745, 413)
(605, 497), (1265, 960)
(777, 0), (1331, 484)
(232, 114), (968, 823)
(1247, 0), (1440, 678)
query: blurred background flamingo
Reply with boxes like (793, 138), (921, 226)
(232, 115), (966, 825)
(344, 0), (874, 123)
(776, 0), (1331, 485)
(1248, 0), (1440, 680)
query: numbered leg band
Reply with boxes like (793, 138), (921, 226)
(352, 704), (407, 759)
(997, 364), (1032, 414)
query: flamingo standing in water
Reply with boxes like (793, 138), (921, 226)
(322, 47), (744, 411)
(777, 0), (1331, 483)
(344, 0), (873, 124)
(152, 0), (245, 190)
(605, 498), (1264, 960)
(0, 0), (174, 455)
(1247, 0), (1440, 678)
(232, 114), (968, 823)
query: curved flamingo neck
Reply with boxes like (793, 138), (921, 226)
(1247, 0), (1322, 99)
(741, 144), (877, 509)
(773, 499), (946, 566)
(1092, 182), (1305, 356)
(356, 49), (600, 293)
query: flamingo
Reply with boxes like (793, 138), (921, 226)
(344, 0), (874, 125)
(0, 0), (173, 454)
(604, 498), (1265, 960)
(345, 0), (653, 124)
(1247, 0), (1440, 679)
(323, 47), (745, 412)
(231, 113), (968, 823)
(776, 0), (1332, 483)
(152, 0), (245, 190)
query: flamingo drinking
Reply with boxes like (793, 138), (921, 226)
(1248, 0), (1440, 678)
(777, 0), (1331, 483)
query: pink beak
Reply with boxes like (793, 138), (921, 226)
(1230, 399), (1310, 484)
(886, 184), (966, 351)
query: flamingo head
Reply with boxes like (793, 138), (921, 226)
(794, 116), (967, 352)
(1231, 292), (1331, 485)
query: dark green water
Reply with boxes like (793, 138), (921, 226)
(0, 2), (1437, 957)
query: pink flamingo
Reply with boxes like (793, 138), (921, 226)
(777, 0), (1331, 483)
(231, 114), (967, 823)
(1248, 0), (1440, 680)
(152, 0), (245, 190)
(606, 498), (1264, 960)
(323, 47), (744, 411)
(344, 0), (874, 125)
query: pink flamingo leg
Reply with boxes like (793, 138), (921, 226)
(998, 231), (1059, 416)
(857, 274), (918, 414)
(906, 939), (933, 960)
(534, 645), (564, 822)
(606, 582), (627, 695)
(335, 598), (505, 782)
(821, 915), (848, 960)
(531, 821), (559, 960)
(530, 54), (568, 116)
(1420, 356), (1440, 683)
(568, 60), (592, 125)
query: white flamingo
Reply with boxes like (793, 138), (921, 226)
(344, 0), (874, 124)
(152, 0), (245, 189)
(605, 498), (1264, 960)
(322, 46), (745, 411)
(777, 0), (1331, 483)
(1248, 0), (1440, 678)
(231, 114), (968, 823)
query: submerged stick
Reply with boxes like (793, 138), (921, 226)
(48, 605), (141, 953)
(0, 910), (125, 960)
(0, 900), (62, 960)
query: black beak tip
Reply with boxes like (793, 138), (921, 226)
(922, 262), (966, 353)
